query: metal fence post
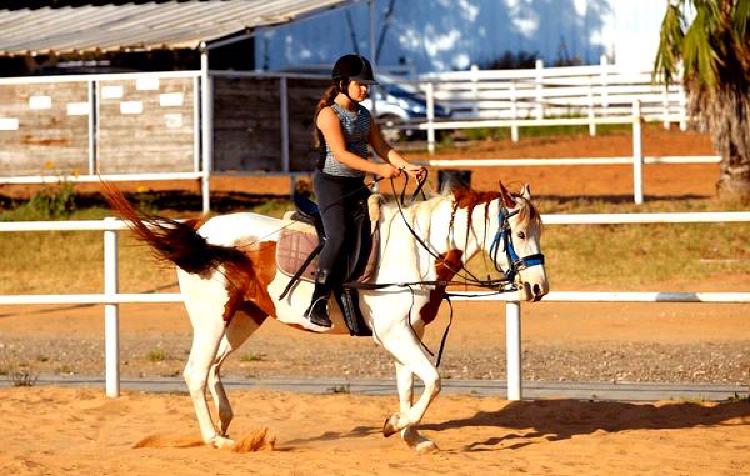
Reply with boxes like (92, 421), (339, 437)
(104, 217), (120, 398)
(280, 76), (290, 172)
(600, 55), (609, 114)
(662, 81), (670, 130)
(88, 80), (97, 175)
(632, 100), (644, 205)
(425, 81), (435, 154)
(678, 83), (688, 131)
(510, 80), (519, 142)
(505, 301), (522, 400)
(200, 47), (213, 214)
(193, 75), (201, 174)
(587, 77), (596, 136)
(470, 64), (479, 116)
(534, 59), (544, 120)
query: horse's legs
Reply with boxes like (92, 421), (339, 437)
(394, 324), (435, 451)
(379, 323), (440, 451)
(207, 306), (265, 436)
(179, 270), (234, 448)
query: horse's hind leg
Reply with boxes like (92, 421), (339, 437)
(180, 269), (234, 447)
(207, 305), (266, 437)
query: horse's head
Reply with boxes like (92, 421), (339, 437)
(496, 183), (548, 301)
(449, 183), (549, 302)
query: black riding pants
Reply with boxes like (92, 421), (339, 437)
(313, 171), (371, 286)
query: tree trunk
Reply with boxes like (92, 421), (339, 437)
(716, 153), (750, 202)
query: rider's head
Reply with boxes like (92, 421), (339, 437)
(331, 54), (378, 103)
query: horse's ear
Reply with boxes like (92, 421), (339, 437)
(498, 181), (515, 207)
(520, 184), (531, 200)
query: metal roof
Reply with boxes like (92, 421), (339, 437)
(0, 0), (352, 56)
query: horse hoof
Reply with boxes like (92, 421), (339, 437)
(383, 416), (398, 437)
(415, 440), (439, 454)
(212, 435), (235, 449)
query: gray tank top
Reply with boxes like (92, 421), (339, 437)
(321, 103), (372, 177)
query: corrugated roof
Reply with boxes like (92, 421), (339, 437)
(0, 0), (351, 56)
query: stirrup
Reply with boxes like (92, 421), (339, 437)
(304, 297), (332, 329)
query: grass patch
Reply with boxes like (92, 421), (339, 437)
(465, 220), (750, 288)
(55, 364), (75, 375)
(239, 353), (266, 362)
(9, 368), (38, 387)
(145, 349), (170, 362)
(0, 190), (746, 294)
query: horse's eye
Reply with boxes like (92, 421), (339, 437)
(517, 231), (526, 240)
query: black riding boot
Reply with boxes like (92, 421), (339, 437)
(304, 271), (332, 328)
(334, 286), (372, 336)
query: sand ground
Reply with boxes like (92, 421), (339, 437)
(1, 386), (749, 475)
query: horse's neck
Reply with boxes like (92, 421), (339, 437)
(376, 197), (459, 283)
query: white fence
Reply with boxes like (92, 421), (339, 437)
(1, 60), (692, 213)
(390, 57), (688, 149)
(415, 151), (722, 206)
(0, 70), (210, 210)
(2, 211), (749, 399)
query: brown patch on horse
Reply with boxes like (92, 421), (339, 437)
(183, 217), (208, 230)
(452, 188), (502, 209)
(419, 249), (463, 325)
(450, 189), (501, 252)
(498, 182), (515, 208)
(222, 240), (278, 324)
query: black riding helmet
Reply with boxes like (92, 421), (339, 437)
(331, 54), (379, 85)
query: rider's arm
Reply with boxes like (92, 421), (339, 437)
(317, 107), (395, 177)
(368, 120), (423, 177)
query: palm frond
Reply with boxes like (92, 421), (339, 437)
(654, 2), (686, 84)
(682, 2), (720, 88)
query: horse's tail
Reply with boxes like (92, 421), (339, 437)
(101, 182), (248, 276)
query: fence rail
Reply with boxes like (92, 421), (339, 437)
(1, 211), (748, 399)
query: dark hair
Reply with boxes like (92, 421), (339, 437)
(312, 82), (340, 149)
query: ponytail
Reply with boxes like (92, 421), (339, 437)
(312, 83), (339, 149)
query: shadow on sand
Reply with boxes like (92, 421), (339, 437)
(419, 398), (750, 451)
(275, 398), (749, 451)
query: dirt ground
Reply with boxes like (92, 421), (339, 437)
(1, 275), (749, 383)
(0, 126), (719, 202)
(1, 386), (749, 475)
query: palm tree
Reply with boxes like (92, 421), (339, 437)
(655, 0), (750, 201)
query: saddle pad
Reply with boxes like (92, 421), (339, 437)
(276, 212), (319, 282)
(275, 211), (381, 284)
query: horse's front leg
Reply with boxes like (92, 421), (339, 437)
(380, 323), (440, 452)
(394, 359), (438, 452)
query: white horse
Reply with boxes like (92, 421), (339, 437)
(105, 182), (548, 453)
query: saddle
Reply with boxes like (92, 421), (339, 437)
(276, 192), (384, 288)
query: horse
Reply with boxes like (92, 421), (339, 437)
(104, 181), (548, 453)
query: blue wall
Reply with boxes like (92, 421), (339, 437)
(257, 0), (622, 73)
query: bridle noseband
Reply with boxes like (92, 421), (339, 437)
(488, 204), (546, 283)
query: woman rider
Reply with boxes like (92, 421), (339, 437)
(305, 54), (423, 332)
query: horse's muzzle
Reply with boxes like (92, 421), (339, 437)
(521, 281), (548, 302)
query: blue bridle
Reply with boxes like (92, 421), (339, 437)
(488, 206), (546, 282)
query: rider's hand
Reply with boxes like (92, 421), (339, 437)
(378, 163), (400, 178)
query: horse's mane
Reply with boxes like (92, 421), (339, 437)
(381, 186), (540, 230)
